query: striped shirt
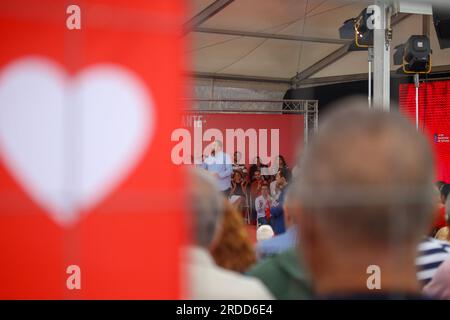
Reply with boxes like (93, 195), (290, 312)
(416, 237), (450, 285)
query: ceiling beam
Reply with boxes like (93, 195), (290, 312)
(297, 64), (450, 87)
(184, 0), (234, 33)
(292, 43), (352, 84)
(292, 13), (412, 84)
(187, 72), (291, 84)
(187, 64), (450, 88)
(193, 27), (349, 45)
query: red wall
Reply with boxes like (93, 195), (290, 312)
(183, 113), (304, 168)
(399, 80), (450, 182)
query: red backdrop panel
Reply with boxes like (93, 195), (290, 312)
(183, 113), (304, 168)
(399, 80), (450, 182)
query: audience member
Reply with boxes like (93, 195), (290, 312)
(271, 155), (292, 181)
(417, 195), (450, 285)
(255, 183), (271, 226)
(270, 168), (289, 203)
(256, 185), (298, 259)
(247, 248), (313, 300)
(423, 258), (450, 299)
(257, 225), (274, 241)
(211, 200), (256, 273)
(250, 169), (263, 199)
(270, 168), (290, 235)
(432, 183), (450, 233)
(295, 105), (436, 299)
(249, 156), (268, 182)
(435, 226), (449, 241)
(435, 196), (449, 241)
(436, 181), (446, 192)
(229, 170), (247, 210)
(185, 169), (273, 299)
(417, 237), (450, 286)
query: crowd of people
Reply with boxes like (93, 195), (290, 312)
(196, 140), (293, 236)
(185, 104), (450, 300)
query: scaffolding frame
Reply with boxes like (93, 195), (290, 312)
(185, 99), (319, 145)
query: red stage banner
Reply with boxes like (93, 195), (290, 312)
(399, 80), (450, 182)
(172, 113), (305, 172)
(0, 0), (186, 298)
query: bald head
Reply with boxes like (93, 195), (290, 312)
(296, 105), (435, 246)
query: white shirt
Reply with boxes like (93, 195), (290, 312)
(270, 180), (281, 202)
(204, 151), (233, 191)
(255, 195), (271, 219)
(185, 246), (273, 300)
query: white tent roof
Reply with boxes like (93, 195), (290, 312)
(188, 0), (450, 85)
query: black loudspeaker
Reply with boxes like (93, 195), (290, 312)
(433, 6), (450, 49)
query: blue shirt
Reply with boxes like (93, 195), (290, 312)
(204, 151), (233, 191)
(270, 189), (287, 235)
(256, 227), (297, 259)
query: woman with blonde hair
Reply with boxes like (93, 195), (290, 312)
(211, 200), (257, 273)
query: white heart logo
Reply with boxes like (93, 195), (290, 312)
(0, 57), (153, 225)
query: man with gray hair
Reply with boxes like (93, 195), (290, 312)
(203, 140), (233, 194)
(294, 104), (436, 299)
(185, 169), (273, 299)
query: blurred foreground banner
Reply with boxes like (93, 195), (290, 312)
(0, 0), (186, 298)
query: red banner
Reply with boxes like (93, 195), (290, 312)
(0, 0), (186, 298)
(173, 113), (305, 171)
(399, 80), (450, 182)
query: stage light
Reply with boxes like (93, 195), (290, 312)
(354, 9), (374, 48)
(394, 35), (432, 74)
(339, 18), (356, 40)
(339, 9), (374, 51)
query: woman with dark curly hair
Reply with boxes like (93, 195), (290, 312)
(211, 200), (257, 273)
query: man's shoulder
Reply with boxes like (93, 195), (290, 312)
(192, 261), (273, 299)
(246, 249), (313, 300)
(248, 249), (298, 277)
(257, 231), (294, 254)
(418, 237), (450, 253)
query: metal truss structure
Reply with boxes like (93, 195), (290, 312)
(186, 99), (319, 145)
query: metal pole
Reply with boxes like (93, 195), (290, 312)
(414, 73), (420, 131)
(304, 109), (309, 146)
(373, 1), (391, 111)
(368, 47), (374, 108)
(314, 101), (319, 134)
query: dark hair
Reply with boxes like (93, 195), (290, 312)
(441, 184), (450, 201)
(278, 155), (287, 168)
(436, 181), (446, 190)
(233, 170), (243, 179)
(278, 167), (291, 182)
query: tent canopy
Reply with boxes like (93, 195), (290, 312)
(188, 0), (450, 86)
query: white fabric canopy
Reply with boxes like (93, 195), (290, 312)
(188, 0), (450, 82)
